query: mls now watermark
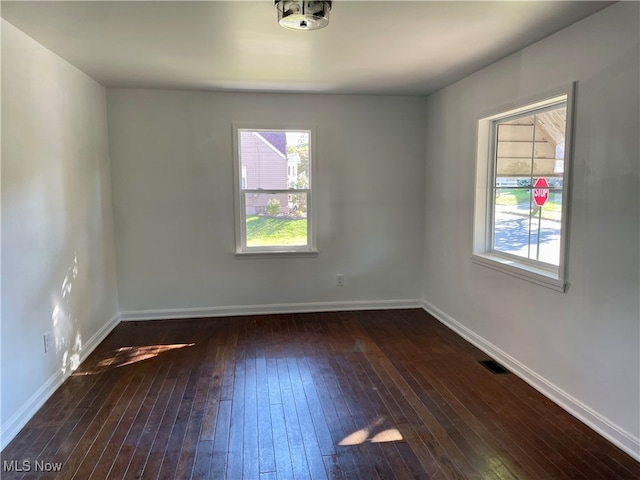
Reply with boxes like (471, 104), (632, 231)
(3, 459), (63, 473)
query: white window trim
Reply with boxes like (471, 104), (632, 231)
(232, 123), (318, 256)
(471, 83), (576, 292)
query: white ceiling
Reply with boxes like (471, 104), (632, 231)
(1, 1), (614, 95)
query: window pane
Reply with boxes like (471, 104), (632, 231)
(239, 130), (309, 190)
(285, 132), (310, 189)
(495, 116), (535, 178)
(245, 193), (308, 247)
(535, 189), (563, 265)
(493, 186), (563, 265)
(495, 109), (566, 179)
(239, 131), (288, 190)
(493, 187), (533, 260)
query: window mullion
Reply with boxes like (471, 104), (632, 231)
(527, 114), (537, 260)
(489, 121), (499, 251)
(241, 189), (310, 194)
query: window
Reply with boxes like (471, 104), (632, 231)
(472, 84), (575, 291)
(233, 125), (316, 254)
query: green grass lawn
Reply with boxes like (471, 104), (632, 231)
(246, 215), (307, 246)
(495, 188), (530, 206)
(495, 189), (562, 221)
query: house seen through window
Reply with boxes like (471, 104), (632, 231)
(234, 127), (314, 253)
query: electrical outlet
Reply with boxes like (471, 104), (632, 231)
(336, 274), (344, 286)
(44, 332), (52, 353)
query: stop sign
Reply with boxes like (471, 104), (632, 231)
(533, 178), (549, 206)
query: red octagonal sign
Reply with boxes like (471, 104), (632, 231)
(533, 178), (549, 206)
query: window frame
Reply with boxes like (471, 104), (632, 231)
(471, 83), (575, 291)
(232, 123), (318, 256)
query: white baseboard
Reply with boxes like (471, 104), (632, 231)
(119, 299), (423, 321)
(421, 299), (640, 462)
(0, 313), (120, 451)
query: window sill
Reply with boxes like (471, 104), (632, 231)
(235, 250), (319, 259)
(471, 253), (566, 292)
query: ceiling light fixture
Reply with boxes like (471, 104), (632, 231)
(275, 1), (332, 31)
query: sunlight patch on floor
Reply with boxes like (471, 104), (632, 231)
(73, 343), (195, 375)
(338, 416), (403, 446)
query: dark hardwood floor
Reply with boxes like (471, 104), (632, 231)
(2, 309), (638, 479)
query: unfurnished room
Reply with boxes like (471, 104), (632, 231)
(1, 1), (639, 478)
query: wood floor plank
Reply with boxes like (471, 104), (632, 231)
(407, 361), (551, 480)
(341, 313), (472, 479)
(331, 349), (398, 480)
(276, 353), (312, 480)
(209, 399), (232, 479)
(121, 373), (179, 480)
(447, 371), (574, 479)
(190, 440), (214, 480)
(225, 357), (246, 479)
(295, 356), (336, 457)
(372, 316), (556, 478)
(343, 347), (428, 480)
(255, 346), (276, 474)
(337, 352), (412, 480)
(323, 340), (383, 477)
(104, 358), (172, 479)
(298, 335), (359, 479)
(38, 374), (121, 469)
(242, 352), (260, 480)
(219, 321), (239, 402)
(452, 369), (593, 480)
(89, 328), (178, 479)
(285, 356), (328, 480)
(198, 344), (225, 442)
(141, 342), (200, 480)
(2, 309), (637, 480)
(269, 402), (295, 480)
(87, 366), (160, 479)
(501, 371), (640, 480)
(59, 372), (139, 479)
(173, 340), (213, 480)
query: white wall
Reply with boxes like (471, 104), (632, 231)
(107, 90), (426, 317)
(422, 2), (639, 458)
(1, 20), (119, 447)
